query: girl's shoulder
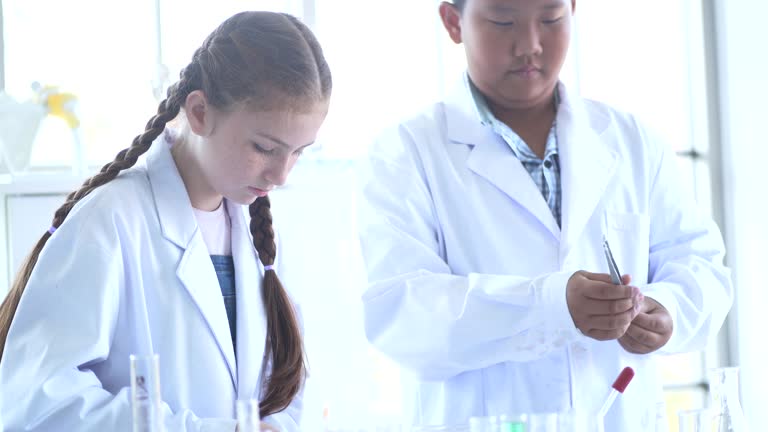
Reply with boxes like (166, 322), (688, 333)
(61, 164), (156, 234)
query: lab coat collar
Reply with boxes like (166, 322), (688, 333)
(444, 74), (617, 252)
(555, 82), (617, 262)
(444, 74), (561, 239)
(145, 134), (197, 250)
(444, 73), (495, 146)
(145, 135), (240, 390)
(227, 199), (267, 399)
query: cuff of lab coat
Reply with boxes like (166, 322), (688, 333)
(640, 283), (681, 352)
(541, 270), (578, 331)
(198, 418), (238, 432)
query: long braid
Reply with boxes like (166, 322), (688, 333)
(0, 63), (199, 361)
(249, 196), (306, 418)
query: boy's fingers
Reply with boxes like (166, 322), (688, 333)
(579, 272), (614, 284)
(584, 283), (638, 300)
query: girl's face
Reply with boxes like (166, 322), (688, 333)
(442, 0), (575, 110)
(182, 93), (327, 209)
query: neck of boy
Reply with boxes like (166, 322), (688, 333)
(489, 86), (558, 130)
(488, 87), (558, 158)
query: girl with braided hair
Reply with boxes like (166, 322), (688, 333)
(0, 10), (331, 431)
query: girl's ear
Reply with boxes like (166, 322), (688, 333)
(184, 90), (214, 137)
(439, 2), (463, 45)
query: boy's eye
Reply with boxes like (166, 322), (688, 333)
(489, 20), (514, 27)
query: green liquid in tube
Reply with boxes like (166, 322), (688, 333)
(500, 421), (525, 432)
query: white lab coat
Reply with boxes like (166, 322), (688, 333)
(0, 136), (302, 431)
(357, 76), (733, 431)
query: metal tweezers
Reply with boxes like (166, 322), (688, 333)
(602, 236), (622, 285)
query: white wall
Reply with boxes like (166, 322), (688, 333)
(713, 0), (768, 426)
(270, 161), (403, 429)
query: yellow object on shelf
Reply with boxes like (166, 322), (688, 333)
(46, 92), (80, 129)
(30, 83), (87, 175)
(33, 83), (80, 129)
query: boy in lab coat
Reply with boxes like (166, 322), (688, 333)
(356, 1), (732, 430)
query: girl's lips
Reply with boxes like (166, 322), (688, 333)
(248, 186), (270, 197)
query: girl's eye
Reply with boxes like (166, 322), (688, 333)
(252, 142), (275, 154)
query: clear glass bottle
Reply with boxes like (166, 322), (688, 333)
(411, 425), (470, 432)
(708, 367), (749, 432)
(653, 401), (669, 432)
(130, 354), (164, 432)
(678, 408), (718, 432)
(468, 415), (500, 432)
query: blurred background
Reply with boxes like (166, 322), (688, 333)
(0, 0), (766, 430)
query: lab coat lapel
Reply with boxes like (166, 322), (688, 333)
(227, 200), (267, 399)
(557, 84), (617, 261)
(445, 75), (561, 240)
(465, 138), (561, 240)
(146, 137), (238, 389)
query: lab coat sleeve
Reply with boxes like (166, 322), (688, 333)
(640, 127), (733, 354)
(357, 125), (580, 382)
(0, 208), (237, 432)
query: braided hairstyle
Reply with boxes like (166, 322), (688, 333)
(0, 11), (331, 418)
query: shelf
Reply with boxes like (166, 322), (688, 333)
(0, 171), (90, 195)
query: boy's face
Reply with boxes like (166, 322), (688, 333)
(441, 0), (575, 110)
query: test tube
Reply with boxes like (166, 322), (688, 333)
(130, 354), (164, 432)
(677, 408), (718, 432)
(499, 414), (525, 432)
(236, 399), (261, 432)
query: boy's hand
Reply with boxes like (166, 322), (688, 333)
(566, 271), (642, 341)
(618, 296), (673, 354)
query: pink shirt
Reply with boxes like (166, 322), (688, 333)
(193, 201), (232, 256)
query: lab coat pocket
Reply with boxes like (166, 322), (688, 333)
(604, 212), (651, 285)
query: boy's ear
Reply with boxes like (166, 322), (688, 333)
(439, 2), (463, 45)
